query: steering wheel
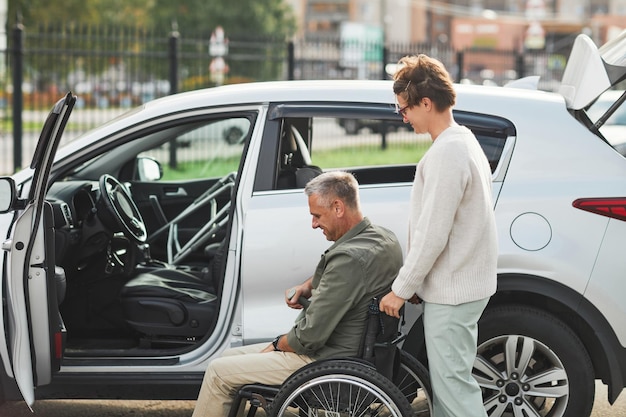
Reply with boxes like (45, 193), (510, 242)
(97, 174), (147, 243)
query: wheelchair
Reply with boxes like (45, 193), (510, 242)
(227, 299), (433, 417)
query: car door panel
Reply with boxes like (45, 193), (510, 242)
(1, 93), (75, 406)
(131, 179), (219, 230)
(5, 203), (39, 406)
(5, 202), (63, 406)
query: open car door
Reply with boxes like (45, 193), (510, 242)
(1, 93), (76, 407)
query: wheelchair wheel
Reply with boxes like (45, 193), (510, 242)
(395, 350), (433, 416)
(270, 359), (414, 417)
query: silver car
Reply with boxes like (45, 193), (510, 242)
(0, 31), (625, 417)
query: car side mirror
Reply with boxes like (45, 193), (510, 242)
(0, 177), (17, 213)
(136, 157), (162, 181)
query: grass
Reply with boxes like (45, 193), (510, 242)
(160, 141), (431, 181)
(313, 142), (429, 168)
(162, 156), (242, 180)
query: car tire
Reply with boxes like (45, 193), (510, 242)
(475, 305), (594, 417)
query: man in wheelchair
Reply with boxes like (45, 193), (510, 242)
(192, 171), (404, 417)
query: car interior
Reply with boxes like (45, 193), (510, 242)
(277, 120), (323, 189)
(47, 119), (246, 357)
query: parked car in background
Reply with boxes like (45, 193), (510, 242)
(0, 31), (625, 417)
(337, 117), (413, 135)
(176, 117), (250, 148)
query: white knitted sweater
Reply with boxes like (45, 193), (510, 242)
(391, 125), (498, 305)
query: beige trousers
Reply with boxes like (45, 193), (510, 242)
(191, 343), (315, 417)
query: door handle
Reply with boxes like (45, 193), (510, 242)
(164, 187), (188, 197)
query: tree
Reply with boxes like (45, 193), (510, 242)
(5, 0), (297, 103)
(9, 0), (152, 27)
(8, 0), (296, 39)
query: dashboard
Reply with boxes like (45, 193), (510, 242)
(46, 180), (119, 272)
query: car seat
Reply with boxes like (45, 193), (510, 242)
(276, 124), (322, 189)
(119, 244), (225, 339)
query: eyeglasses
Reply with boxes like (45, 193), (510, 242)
(395, 80), (411, 117)
(395, 103), (410, 117)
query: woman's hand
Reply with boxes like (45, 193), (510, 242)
(379, 291), (407, 318)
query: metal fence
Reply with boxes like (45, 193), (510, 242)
(0, 23), (570, 175)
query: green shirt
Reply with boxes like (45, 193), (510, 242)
(286, 217), (403, 360)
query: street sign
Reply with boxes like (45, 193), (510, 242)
(209, 26), (228, 57)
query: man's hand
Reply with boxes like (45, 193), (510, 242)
(379, 291), (406, 318)
(286, 280), (313, 309)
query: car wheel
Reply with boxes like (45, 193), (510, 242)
(223, 126), (244, 144)
(475, 305), (594, 417)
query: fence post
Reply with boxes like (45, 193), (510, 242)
(169, 27), (179, 95)
(12, 18), (24, 173)
(168, 24), (179, 169)
(516, 52), (525, 79)
(455, 50), (464, 83)
(379, 45), (389, 149)
(381, 46), (388, 80)
(287, 41), (295, 80)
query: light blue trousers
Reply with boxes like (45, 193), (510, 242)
(423, 298), (489, 417)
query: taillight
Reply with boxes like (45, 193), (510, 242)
(572, 197), (626, 221)
(55, 331), (63, 359)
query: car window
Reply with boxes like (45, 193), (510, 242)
(474, 133), (506, 173)
(311, 117), (428, 169)
(275, 116), (426, 188)
(259, 104), (512, 192)
(275, 115), (508, 189)
(138, 116), (251, 181)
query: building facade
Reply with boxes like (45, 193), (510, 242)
(286, 0), (625, 49)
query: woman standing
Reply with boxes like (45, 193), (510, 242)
(379, 54), (497, 417)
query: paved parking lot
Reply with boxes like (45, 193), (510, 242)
(0, 381), (624, 417)
(0, 399), (196, 416)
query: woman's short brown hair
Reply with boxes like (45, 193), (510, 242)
(392, 54), (456, 112)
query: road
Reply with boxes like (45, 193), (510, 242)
(0, 381), (624, 416)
